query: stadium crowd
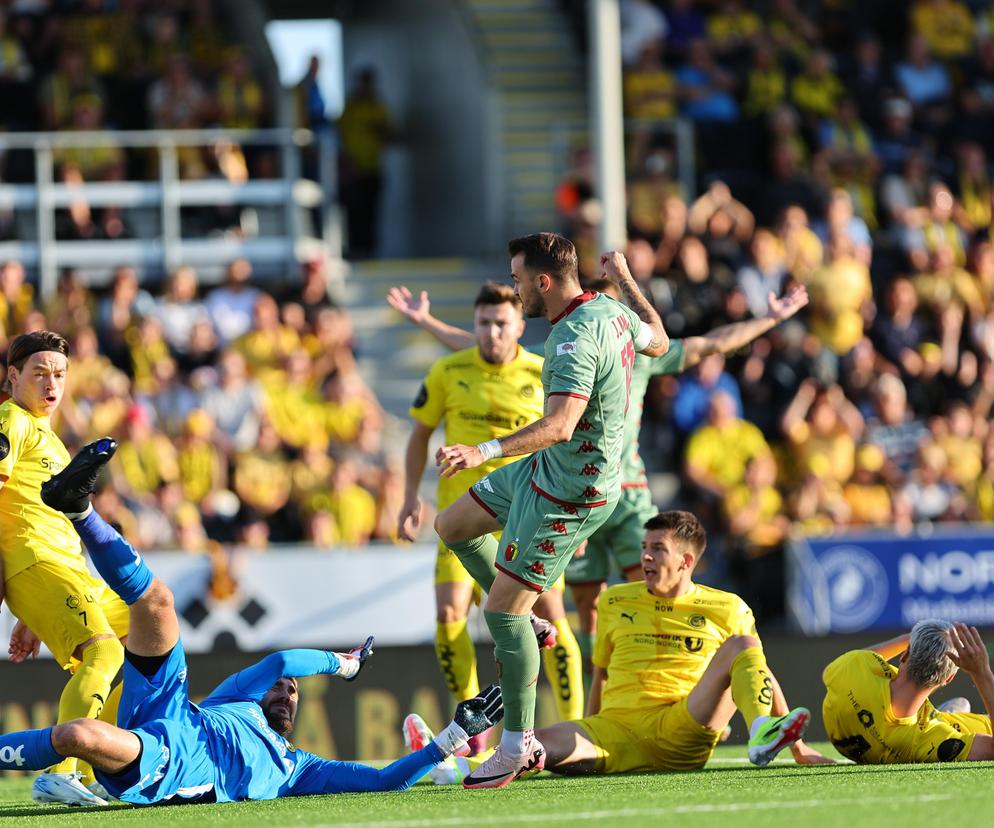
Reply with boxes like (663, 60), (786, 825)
(0, 256), (400, 557)
(556, 0), (994, 619)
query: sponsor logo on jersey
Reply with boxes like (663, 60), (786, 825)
(576, 440), (596, 453)
(688, 614), (706, 628)
(621, 611), (638, 624)
(548, 520), (567, 535)
(537, 539), (557, 556)
(479, 477), (494, 493)
(526, 561), (546, 577)
(0, 433), (9, 461)
(65, 595), (81, 609)
(580, 464), (600, 476)
(556, 341), (578, 356)
(684, 637), (704, 652)
(412, 384), (428, 408)
(576, 419), (593, 432)
(0, 745), (25, 766)
(520, 384), (535, 398)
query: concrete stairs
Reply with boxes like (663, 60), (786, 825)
(463, 0), (588, 237)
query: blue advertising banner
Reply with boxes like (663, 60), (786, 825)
(788, 527), (994, 634)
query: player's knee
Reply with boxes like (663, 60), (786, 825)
(436, 602), (466, 624)
(434, 512), (455, 545)
(140, 579), (175, 615)
(52, 719), (100, 755)
(721, 635), (761, 656)
(78, 634), (124, 667)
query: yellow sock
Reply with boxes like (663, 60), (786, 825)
(79, 681), (124, 786)
(730, 646), (774, 728)
(435, 619), (480, 701)
(50, 637), (124, 774)
(542, 618), (584, 721)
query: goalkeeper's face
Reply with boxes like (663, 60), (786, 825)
(8, 351), (68, 417)
(261, 677), (299, 737)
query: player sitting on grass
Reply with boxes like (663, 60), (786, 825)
(0, 439), (504, 805)
(406, 510), (829, 780)
(823, 621), (994, 763)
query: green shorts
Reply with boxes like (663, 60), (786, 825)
(469, 458), (615, 592)
(565, 485), (656, 585)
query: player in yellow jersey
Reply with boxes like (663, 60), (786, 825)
(405, 510), (829, 779)
(822, 621), (994, 763)
(396, 283), (584, 750)
(0, 331), (127, 806)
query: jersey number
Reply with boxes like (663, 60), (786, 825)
(833, 735), (871, 761)
(620, 340), (635, 414)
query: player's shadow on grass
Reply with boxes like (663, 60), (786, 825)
(0, 803), (138, 818)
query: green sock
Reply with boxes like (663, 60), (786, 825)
(485, 610), (540, 731)
(449, 534), (498, 591)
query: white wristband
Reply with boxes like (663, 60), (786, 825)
(477, 439), (503, 461)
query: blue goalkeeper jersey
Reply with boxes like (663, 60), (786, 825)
(101, 647), (441, 805)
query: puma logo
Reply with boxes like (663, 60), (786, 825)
(457, 380), (471, 391)
(621, 611), (637, 624)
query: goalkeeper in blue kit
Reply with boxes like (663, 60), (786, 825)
(0, 439), (503, 806)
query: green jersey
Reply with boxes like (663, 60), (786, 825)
(533, 292), (651, 507)
(621, 340), (687, 486)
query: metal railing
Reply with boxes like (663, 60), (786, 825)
(0, 127), (338, 297)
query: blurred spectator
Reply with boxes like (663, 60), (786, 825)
(38, 46), (104, 131)
(673, 353), (743, 435)
(154, 266), (210, 355)
(205, 258), (259, 345)
(742, 40), (786, 120)
(791, 50), (844, 125)
(803, 236), (873, 360)
(233, 293), (300, 375)
(894, 34), (953, 129)
(619, 0), (668, 66)
(736, 229), (787, 318)
(0, 260), (34, 347)
(706, 0), (762, 60)
(910, 0), (974, 62)
(96, 265), (155, 372)
(865, 374), (930, 477)
(115, 402), (180, 500)
(685, 389), (773, 499)
(338, 66), (394, 258)
(321, 455), (377, 547)
(842, 443), (894, 525)
(216, 49), (265, 129)
(781, 380), (863, 486)
(176, 408), (227, 505)
(231, 417), (293, 525)
(871, 276), (926, 377)
(198, 348), (265, 452)
(675, 39), (739, 125)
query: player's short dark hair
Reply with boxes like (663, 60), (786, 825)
(474, 281), (521, 310)
(507, 233), (578, 284)
(644, 510), (707, 557)
(7, 330), (70, 370)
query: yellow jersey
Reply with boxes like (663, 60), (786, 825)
(0, 399), (84, 579)
(409, 345), (544, 509)
(822, 649), (991, 763)
(593, 581), (758, 713)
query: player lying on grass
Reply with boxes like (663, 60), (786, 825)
(823, 620), (994, 763)
(0, 439), (504, 806)
(405, 510), (830, 781)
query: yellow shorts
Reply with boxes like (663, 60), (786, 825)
(4, 561), (129, 669)
(576, 698), (722, 773)
(435, 539), (565, 591)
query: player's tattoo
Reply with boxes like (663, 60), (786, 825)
(615, 276), (666, 353)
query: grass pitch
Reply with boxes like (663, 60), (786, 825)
(1, 743), (992, 828)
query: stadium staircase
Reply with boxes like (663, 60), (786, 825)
(345, 258), (504, 421)
(463, 0), (588, 237)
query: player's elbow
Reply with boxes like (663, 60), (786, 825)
(644, 330), (670, 358)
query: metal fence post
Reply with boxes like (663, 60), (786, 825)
(160, 141), (181, 274)
(34, 141), (56, 300)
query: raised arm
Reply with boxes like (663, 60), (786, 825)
(386, 285), (474, 351)
(682, 286), (809, 369)
(600, 252), (668, 357)
(949, 624), (994, 761)
(205, 640), (373, 702)
(864, 633), (910, 661)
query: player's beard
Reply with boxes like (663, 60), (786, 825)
(264, 705), (294, 737)
(522, 294), (545, 318)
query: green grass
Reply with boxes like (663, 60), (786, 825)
(2, 744), (993, 828)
